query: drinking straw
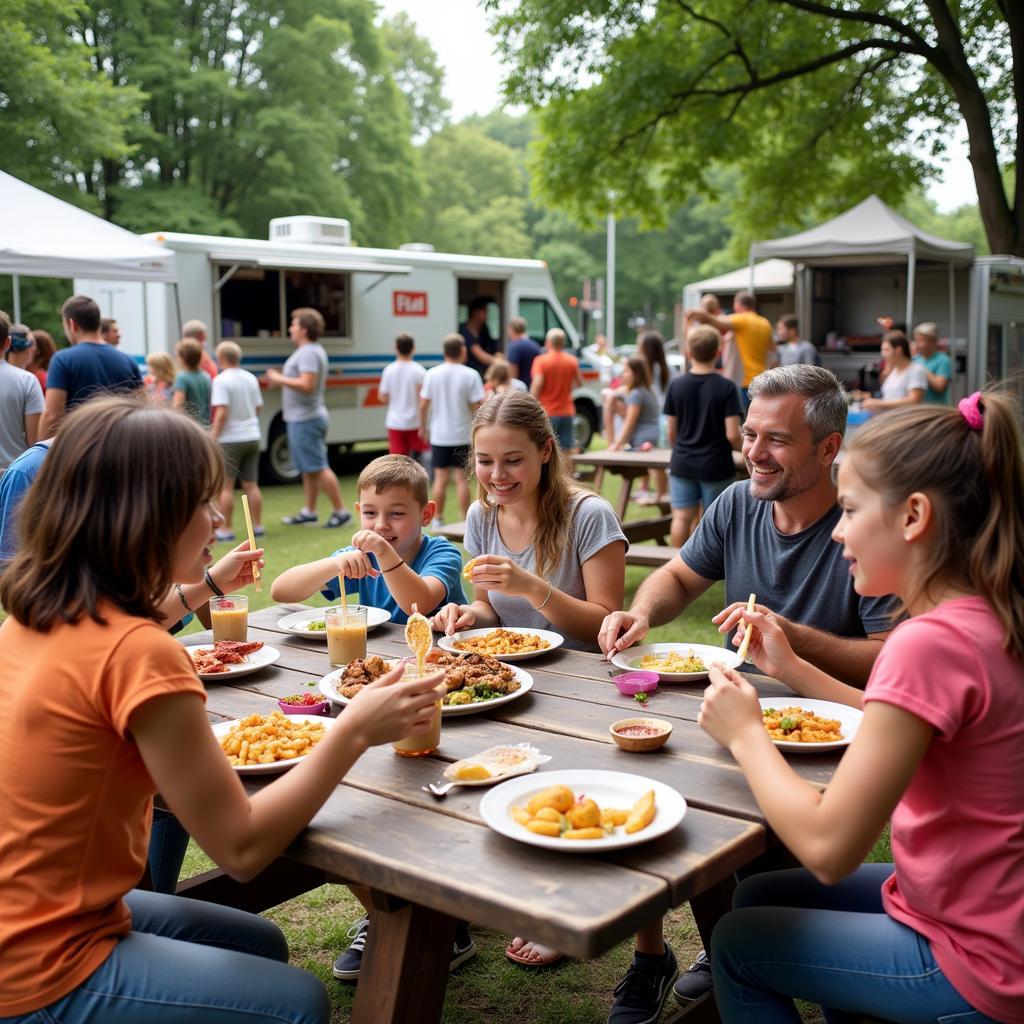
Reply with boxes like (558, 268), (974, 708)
(240, 494), (262, 593)
(736, 593), (756, 661)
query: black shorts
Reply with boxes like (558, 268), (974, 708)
(431, 444), (470, 470)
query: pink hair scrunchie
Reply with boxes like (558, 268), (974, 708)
(958, 391), (984, 431)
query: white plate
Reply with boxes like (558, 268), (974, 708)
(318, 660), (534, 717)
(188, 644), (281, 681)
(479, 769), (687, 853)
(212, 712), (334, 775)
(610, 642), (743, 681)
(436, 626), (565, 661)
(276, 605), (391, 636)
(759, 697), (862, 753)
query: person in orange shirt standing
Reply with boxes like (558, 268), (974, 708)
(530, 328), (582, 450)
(689, 291), (776, 409)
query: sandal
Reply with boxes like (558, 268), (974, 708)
(505, 938), (565, 967)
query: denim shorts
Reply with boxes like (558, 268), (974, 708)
(550, 415), (574, 450)
(669, 473), (733, 511)
(285, 416), (328, 474)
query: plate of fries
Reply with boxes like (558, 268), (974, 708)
(213, 711), (333, 774)
(759, 698), (861, 752)
(276, 605), (391, 637)
(436, 626), (564, 661)
(610, 642), (743, 682)
(479, 769), (687, 853)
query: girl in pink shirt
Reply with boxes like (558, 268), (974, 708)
(700, 390), (1023, 1023)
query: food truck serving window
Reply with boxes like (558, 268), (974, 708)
(285, 270), (350, 337)
(218, 267), (282, 339)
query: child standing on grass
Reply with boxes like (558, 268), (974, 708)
(700, 392), (1024, 1022)
(173, 338), (212, 425)
(380, 332), (427, 460)
(663, 325), (742, 546)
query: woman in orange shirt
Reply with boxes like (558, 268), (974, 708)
(0, 396), (444, 1023)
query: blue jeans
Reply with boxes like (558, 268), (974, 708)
(148, 807), (190, 894)
(550, 415), (574, 450)
(668, 473), (733, 511)
(711, 865), (996, 1023)
(2, 890), (329, 1024)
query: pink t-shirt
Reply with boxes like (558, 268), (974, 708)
(865, 597), (1024, 1021)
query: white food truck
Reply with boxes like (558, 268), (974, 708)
(77, 216), (601, 482)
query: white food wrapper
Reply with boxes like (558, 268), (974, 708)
(443, 743), (551, 785)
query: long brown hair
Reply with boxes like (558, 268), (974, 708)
(847, 391), (1024, 658)
(470, 391), (590, 578)
(624, 355), (652, 391)
(0, 396), (223, 630)
(638, 330), (670, 393)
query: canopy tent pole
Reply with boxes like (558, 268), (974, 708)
(949, 261), (957, 395)
(142, 283), (150, 354)
(12, 274), (21, 323)
(905, 252), (916, 330)
(173, 282), (183, 334)
(748, 255), (755, 297)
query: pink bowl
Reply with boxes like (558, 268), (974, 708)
(612, 671), (659, 696)
(278, 697), (331, 715)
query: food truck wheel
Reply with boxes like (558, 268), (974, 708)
(260, 420), (301, 485)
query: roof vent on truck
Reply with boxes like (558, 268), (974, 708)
(269, 215), (352, 246)
(399, 242), (435, 252)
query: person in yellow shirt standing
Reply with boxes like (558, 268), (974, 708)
(688, 291), (776, 409)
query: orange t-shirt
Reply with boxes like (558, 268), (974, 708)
(532, 350), (579, 417)
(729, 311), (775, 387)
(0, 609), (205, 1014)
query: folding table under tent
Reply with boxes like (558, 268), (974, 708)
(0, 170), (176, 340)
(748, 194), (974, 339)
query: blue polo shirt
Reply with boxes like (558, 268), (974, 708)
(320, 533), (467, 623)
(506, 336), (544, 386)
(46, 342), (142, 408)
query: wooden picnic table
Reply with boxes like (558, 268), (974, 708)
(184, 605), (842, 1024)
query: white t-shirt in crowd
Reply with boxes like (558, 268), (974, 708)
(880, 361), (928, 401)
(210, 366), (263, 443)
(380, 358), (426, 430)
(420, 361), (485, 446)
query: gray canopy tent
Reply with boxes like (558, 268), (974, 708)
(0, 170), (176, 337)
(748, 194), (974, 336)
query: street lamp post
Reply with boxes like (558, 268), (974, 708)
(606, 196), (616, 348)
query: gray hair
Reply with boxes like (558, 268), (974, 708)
(182, 319), (208, 340)
(747, 365), (848, 442)
(913, 322), (938, 340)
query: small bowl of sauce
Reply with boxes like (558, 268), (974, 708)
(609, 717), (673, 752)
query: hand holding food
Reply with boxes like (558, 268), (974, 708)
(343, 662), (446, 748)
(430, 602), (477, 636)
(351, 530), (395, 561)
(597, 610), (651, 657)
(463, 554), (536, 598)
(714, 603), (796, 678)
(208, 540), (266, 593)
(511, 786), (656, 841)
(404, 604), (432, 675)
(698, 665), (764, 753)
(335, 549), (380, 581)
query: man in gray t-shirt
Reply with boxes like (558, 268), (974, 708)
(599, 364), (896, 686)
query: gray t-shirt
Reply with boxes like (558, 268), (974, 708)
(464, 493), (627, 652)
(681, 481), (897, 648)
(778, 340), (820, 366)
(281, 343), (328, 423)
(626, 386), (661, 446)
(0, 363), (44, 473)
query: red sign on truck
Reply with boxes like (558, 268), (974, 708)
(393, 291), (428, 316)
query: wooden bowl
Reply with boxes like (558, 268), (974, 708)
(609, 717), (673, 753)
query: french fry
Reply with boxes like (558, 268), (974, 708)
(601, 808), (629, 828)
(526, 819), (562, 837)
(240, 494), (262, 593)
(736, 592), (756, 661)
(624, 790), (656, 834)
(563, 827), (605, 840)
(510, 805), (532, 826)
(533, 807), (565, 825)
(461, 557), (478, 581)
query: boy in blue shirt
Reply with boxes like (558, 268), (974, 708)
(271, 454), (466, 621)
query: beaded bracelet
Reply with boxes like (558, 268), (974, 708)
(175, 583), (192, 613)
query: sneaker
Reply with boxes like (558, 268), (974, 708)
(672, 949), (712, 1003)
(324, 510), (352, 528)
(214, 529), (235, 542)
(332, 917), (476, 982)
(253, 526), (266, 538)
(332, 916), (369, 981)
(608, 944), (678, 1024)
(282, 510), (318, 525)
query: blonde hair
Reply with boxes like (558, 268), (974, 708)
(216, 341), (242, 366)
(545, 328), (567, 350)
(357, 454), (429, 507)
(470, 392), (590, 578)
(848, 392), (1024, 658)
(485, 359), (513, 389)
(145, 351), (176, 386)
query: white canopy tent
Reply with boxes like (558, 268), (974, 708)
(749, 194), (974, 332)
(0, 170), (176, 330)
(683, 258), (794, 309)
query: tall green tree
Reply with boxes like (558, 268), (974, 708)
(488, 1), (1022, 256)
(380, 13), (451, 138)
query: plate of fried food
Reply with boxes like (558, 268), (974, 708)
(276, 605), (391, 637)
(188, 640), (281, 681)
(436, 626), (564, 662)
(318, 649), (533, 717)
(759, 698), (861, 752)
(610, 642), (743, 682)
(480, 769), (687, 852)
(213, 711), (334, 774)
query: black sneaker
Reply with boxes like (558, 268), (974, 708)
(282, 510), (318, 525)
(608, 944), (678, 1024)
(672, 949), (713, 1003)
(325, 510), (352, 528)
(332, 917), (476, 982)
(332, 916), (369, 981)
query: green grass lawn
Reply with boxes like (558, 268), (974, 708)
(179, 460), (886, 1023)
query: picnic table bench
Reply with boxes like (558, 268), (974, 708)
(183, 605), (844, 1024)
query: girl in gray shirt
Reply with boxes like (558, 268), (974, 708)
(431, 391), (626, 653)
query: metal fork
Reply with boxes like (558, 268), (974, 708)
(422, 781), (456, 799)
